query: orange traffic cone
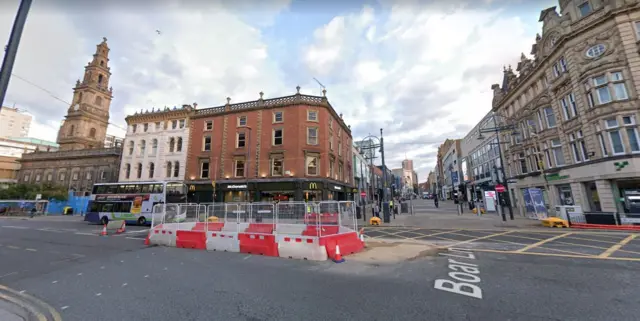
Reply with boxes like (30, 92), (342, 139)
(144, 233), (150, 246)
(359, 228), (365, 243)
(100, 224), (108, 236)
(333, 245), (345, 263)
(116, 221), (126, 234)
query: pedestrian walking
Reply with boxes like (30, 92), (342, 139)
(434, 195), (439, 208)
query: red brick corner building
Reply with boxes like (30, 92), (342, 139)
(186, 87), (355, 203)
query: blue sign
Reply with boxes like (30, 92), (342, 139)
(451, 171), (459, 186)
(529, 188), (547, 216)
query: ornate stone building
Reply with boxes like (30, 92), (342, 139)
(490, 0), (640, 214)
(18, 38), (122, 194)
(119, 104), (194, 182)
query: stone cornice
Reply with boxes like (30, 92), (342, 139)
(19, 147), (122, 162)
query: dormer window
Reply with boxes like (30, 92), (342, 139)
(578, 1), (592, 18)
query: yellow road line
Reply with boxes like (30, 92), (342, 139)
(598, 234), (638, 258)
(515, 232), (573, 253)
(445, 230), (513, 248)
(0, 293), (47, 321)
(456, 247), (640, 261)
(417, 229), (463, 238)
(563, 235), (619, 245)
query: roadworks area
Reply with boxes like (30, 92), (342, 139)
(348, 239), (446, 264)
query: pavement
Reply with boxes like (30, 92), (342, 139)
(2, 211), (640, 320)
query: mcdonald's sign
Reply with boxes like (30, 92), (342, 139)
(306, 182), (321, 190)
(189, 185), (196, 192)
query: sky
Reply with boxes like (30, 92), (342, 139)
(0, 0), (557, 182)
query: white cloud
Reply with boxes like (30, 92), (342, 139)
(302, 2), (537, 180)
(1, 0), (292, 141)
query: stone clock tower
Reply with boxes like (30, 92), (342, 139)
(57, 37), (113, 150)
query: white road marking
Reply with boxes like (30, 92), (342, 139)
(120, 260), (124, 263)
(100, 266), (105, 269)
(144, 275), (149, 278)
(74, 232), (98, 236)
(0, 272), (17, 279)
(243, 255), (251, 260)
(7, 245), (19, 249)
(95, 293), (102, 296)
(434, 249), (483, 299)
(2, 226), (28, 229)
(77, 273), (83, 276)
(125, 237), (144, 240)
(25, 248), (37, 252)
(52, 281), (58, 284)
(122, 283), (128, 287)
(61, 306), (69, 311)
(19, 290), (25, 294)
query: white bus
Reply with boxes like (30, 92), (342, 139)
(84, 181), (187, 225)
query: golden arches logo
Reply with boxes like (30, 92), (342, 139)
(189, 185), (195, 191)
(309, 182), (318, 190)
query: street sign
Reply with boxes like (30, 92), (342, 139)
(360, 192), (366, 197)
(35, 194), (42, 200)
(495, 184), (506, 193)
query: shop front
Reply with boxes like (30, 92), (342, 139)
(328, 183), (348, 201)
(186, 182), (215, 203)
(219, 183), (251, 202)
(256, 181), (297, 202)
(302, 181), (323, 202)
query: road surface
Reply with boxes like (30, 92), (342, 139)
(1, 216), (638, 321)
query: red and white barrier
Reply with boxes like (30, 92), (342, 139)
(277, 235), (327, 261)
(149, 224), (178, 247)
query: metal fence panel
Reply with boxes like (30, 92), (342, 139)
(247, 203), (275, 225)
(338, 201), (358, 231)
(276, 202), (315, 225)
(224, 203), (249, 223)
(206, 204), (225, 222)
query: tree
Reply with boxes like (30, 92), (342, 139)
(0, 183), (68, 201)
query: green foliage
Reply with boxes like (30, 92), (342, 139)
(0, 183), (68, 201)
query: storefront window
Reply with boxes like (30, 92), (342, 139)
(585, 182), (601, 211)
(260, 191), (294, 202)
(304, 190), (322, 202)
(223, 190), (249, 202)
(557, 185), (574, 205)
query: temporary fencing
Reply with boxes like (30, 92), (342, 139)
(147, 201), (364, 261)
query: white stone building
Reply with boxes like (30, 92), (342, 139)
(119, 105), (194, 182)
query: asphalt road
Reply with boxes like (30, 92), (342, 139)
(1, 217), (639, 321)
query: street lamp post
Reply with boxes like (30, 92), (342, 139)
(478, 112), (515, 221)
(0, 0), (32, 111)
(359, 131), (390, 223)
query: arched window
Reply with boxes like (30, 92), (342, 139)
(95, 96), (102, 106)
(100, 60), (104, 67)
(125, 164), (131, 179)
(98, 74), (103, 84)
(149, 162), (155, 178)
(173, 161), (180, 177)
(89, 128), (96, 138)
(169, 138), (175, 152)
(140, 140), (146, 155)
(151, 139), (158, 155)
(166, 161), (172, 177)
(68, 125), (75, 136)
(136, 163), (142, 179)
(176, 137), (183, 152)
(128, 141), (134, 155)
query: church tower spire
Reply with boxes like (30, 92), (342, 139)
(57, 37), (114, 151)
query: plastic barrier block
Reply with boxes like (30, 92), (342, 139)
(176, 230), (207, 250)
(149, 228), (177, 247)
(206, 232), (240, 252)
(206, 222), (225, 231)
(191, 223), (207, 231)
(277, 235), (327, 261)
(239, 233), (278, 256)
(321, 232), (364, 260)
(320, 213), (339, 224)
(302, 225), (340, 237)
(245, 223), (274, 234)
